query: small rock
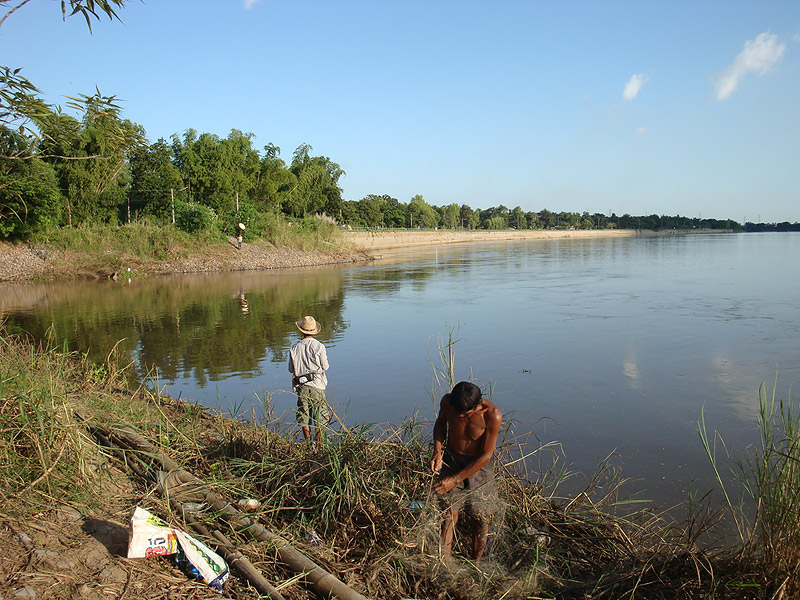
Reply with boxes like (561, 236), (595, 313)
(57, 506), (82, 521)
(13, 586), (36, 598)
(237, 498), (260, 512)
(15, 532), (32, 545)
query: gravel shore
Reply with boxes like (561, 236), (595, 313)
(0, 239), (372, 283)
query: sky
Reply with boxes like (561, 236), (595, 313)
(2, 0), (799, 223)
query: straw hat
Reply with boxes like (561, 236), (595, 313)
(295, 315), (321, 335)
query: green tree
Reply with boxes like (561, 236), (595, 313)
(0, 126), (62, 237)
(38, 91), (144, 224)
(129, 138), (184, 222)
(382, 195), (406, 228)
(285, 144), (344, 218)
(253, 143), (295, 214)
(510, 206), (526, 229)
(441, 202), (460, 229)
(408, 194), (439, 228)
(171, 129), (260, 216)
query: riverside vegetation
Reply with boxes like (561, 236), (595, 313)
(2, 328), (800, 599)
(0, 216), (369, 282)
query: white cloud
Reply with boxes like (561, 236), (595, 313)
(622, 73), (647, 101)
(244, 0), (261, 8)
(713, 32), (786, 101)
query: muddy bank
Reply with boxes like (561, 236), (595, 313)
(0, 239), (370, 283)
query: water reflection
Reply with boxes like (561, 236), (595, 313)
(2, 268), (353, 386)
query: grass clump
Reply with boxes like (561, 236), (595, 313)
(701, 378), (800, 598)
(0, 329), (106, 515)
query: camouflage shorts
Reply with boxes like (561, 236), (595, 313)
(295, 386), (330, 428)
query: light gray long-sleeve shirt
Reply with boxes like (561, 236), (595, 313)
(288, 337), (329, 390)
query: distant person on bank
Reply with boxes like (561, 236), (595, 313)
(430, 381), (502, 563)
(288, 316), (330, 442)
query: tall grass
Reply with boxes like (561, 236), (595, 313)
(700, 378), (800, 596)
(0, 329), (101, 515)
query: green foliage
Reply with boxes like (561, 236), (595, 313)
(0, 126), (63, 238)
(252, 142), (295, 213)
(174, 199), (217, 233)
(128, 138), (184, 222)
(285, 143), (345, 218)
(170, 128), (260, 215)
(36, 91), (144, 225)
(409, 194), (440, 228)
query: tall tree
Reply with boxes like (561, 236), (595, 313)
(170, 129), (260, 215)
(253, 143), (295, 213)
(0, 125), (62, 237)
(408, 194), (439, 229)
(285, 144), (344, 218)
(38, 91), (144, 224)
(129, 138), (184, 222)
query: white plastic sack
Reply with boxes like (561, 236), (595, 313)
(128, 507), (229, 591)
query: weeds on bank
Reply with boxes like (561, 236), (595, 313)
(23, 215), (351, 277)
(700, 377), (800, 597)
(0, 328), (101, 515)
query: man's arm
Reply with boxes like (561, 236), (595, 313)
(317, 343), (329, 372)
(430, 396), (448, 472)
(433, 404), (502, 495)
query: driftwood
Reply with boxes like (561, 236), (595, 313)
(93, 424), (368, 600)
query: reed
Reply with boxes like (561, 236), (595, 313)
(700, 377), (800, 597)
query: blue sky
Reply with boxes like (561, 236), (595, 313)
(2, 1), (799, 222)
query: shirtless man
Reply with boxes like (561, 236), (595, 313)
(430, 381), (502, 563)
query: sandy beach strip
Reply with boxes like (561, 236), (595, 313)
(343, 228), (663, 252)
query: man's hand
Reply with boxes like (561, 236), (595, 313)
(433, 475), (458, 495)
(430, 453), (443, 473)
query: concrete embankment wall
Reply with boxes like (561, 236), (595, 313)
(344, 228), (651, 252)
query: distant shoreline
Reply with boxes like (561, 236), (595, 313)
(343, 227), (730, 252)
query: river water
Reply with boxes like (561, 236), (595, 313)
(2, 232), (799, 509)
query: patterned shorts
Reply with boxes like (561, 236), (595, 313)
(437, 449), (502, 521)
(295, 386), (330, 427)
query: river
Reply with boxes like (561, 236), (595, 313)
(2, 232), (798, 510)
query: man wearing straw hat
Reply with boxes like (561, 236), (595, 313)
(430, 381), (502, 563)
(288, 315), (330, 442)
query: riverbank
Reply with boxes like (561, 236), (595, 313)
(1, 328), (793, 600)
(0, 238), (369, 283)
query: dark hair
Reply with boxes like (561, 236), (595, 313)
(450, 381), (482, 413)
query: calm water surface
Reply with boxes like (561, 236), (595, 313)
(3, 233), (799, 508)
